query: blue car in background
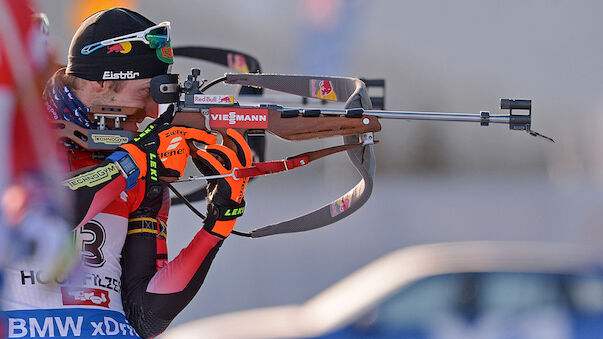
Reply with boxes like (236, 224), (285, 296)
(162, 242), (603, 339)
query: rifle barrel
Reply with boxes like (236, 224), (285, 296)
(290, 108), (514, 125)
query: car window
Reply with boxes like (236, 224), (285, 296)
(351, 272), (603, 337)
(479, 272), (562, 314)
(371, 273), (465, 330)
(566, 275), (603, 313)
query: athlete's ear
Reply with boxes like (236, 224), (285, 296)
(91, 80), (108, 93)
(95, 81), (118, 98)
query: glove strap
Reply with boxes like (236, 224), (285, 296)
(204, 199), (246, 239)
(207, 198), (246, 222)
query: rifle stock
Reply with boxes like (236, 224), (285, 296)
(171, 109), (381, 141)
(53, 106), (382, 153)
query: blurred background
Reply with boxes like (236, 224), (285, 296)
(38, 0), (603, 329)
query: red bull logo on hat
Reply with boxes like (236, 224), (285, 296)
(310, 79), (338, 101)
(106, 41), (132, 54)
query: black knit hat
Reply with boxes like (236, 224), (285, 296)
(66, 8), (173, 81)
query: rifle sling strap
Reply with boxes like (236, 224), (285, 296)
(235, 142), (368, 179)
(245, 137), (375, 238)
(244, 81), (376, 238)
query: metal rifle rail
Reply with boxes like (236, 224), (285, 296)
(298, 108), (510, 123)
(313, 109), (554, 142)
(240, 99), (510, 123)
(271, 97), (554, 142)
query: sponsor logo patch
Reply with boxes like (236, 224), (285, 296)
(106, 41), (132, 54)
(18, 271), (120, 292)
(156, 41), (174, 64)
(61, 287), (110, 308)
(5, 309), (139, 337)
(310, 79), (338, 101)
(208, 108), (269, 128)
(193, 94), (235, 105)
(91, 134), (129, 145)
(159, 148), (185, 161)
(227, 53), (250, 73)
(63, 163), (119, 190)
(330, 192), (352, 217)
(102, 70), (140, 80)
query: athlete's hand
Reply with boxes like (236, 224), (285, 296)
(118, 105), (217, 183)
(192, 128), (252, 238)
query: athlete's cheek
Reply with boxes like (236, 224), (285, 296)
(144, 99), (159, 119)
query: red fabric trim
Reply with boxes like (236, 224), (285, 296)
(146, 229), (219, 294)
(76, 176), (127, 228)
(127, 180), (146, 214)
(156, 237), (168, 271)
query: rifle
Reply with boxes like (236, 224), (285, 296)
(53, 49), (553, 238)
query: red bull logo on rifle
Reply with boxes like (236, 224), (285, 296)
(310, 79), (338, 101)
(193, 95), (234, 105)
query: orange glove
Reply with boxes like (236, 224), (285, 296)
(192, 128), (252, 238)
(119, 105), (217, 184)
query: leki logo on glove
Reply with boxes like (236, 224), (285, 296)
(148, 153), (158, 181)
(225, 207), (245, 217)
(134, 124), (155, 142)
(208, 108), (268, 128)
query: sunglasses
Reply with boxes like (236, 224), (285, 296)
(81, 21), (170, 55)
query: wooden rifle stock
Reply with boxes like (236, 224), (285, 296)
(52, 105), (381, 153)
(171, 108), (381, 141)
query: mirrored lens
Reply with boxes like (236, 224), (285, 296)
(146, 27), (169, 49)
